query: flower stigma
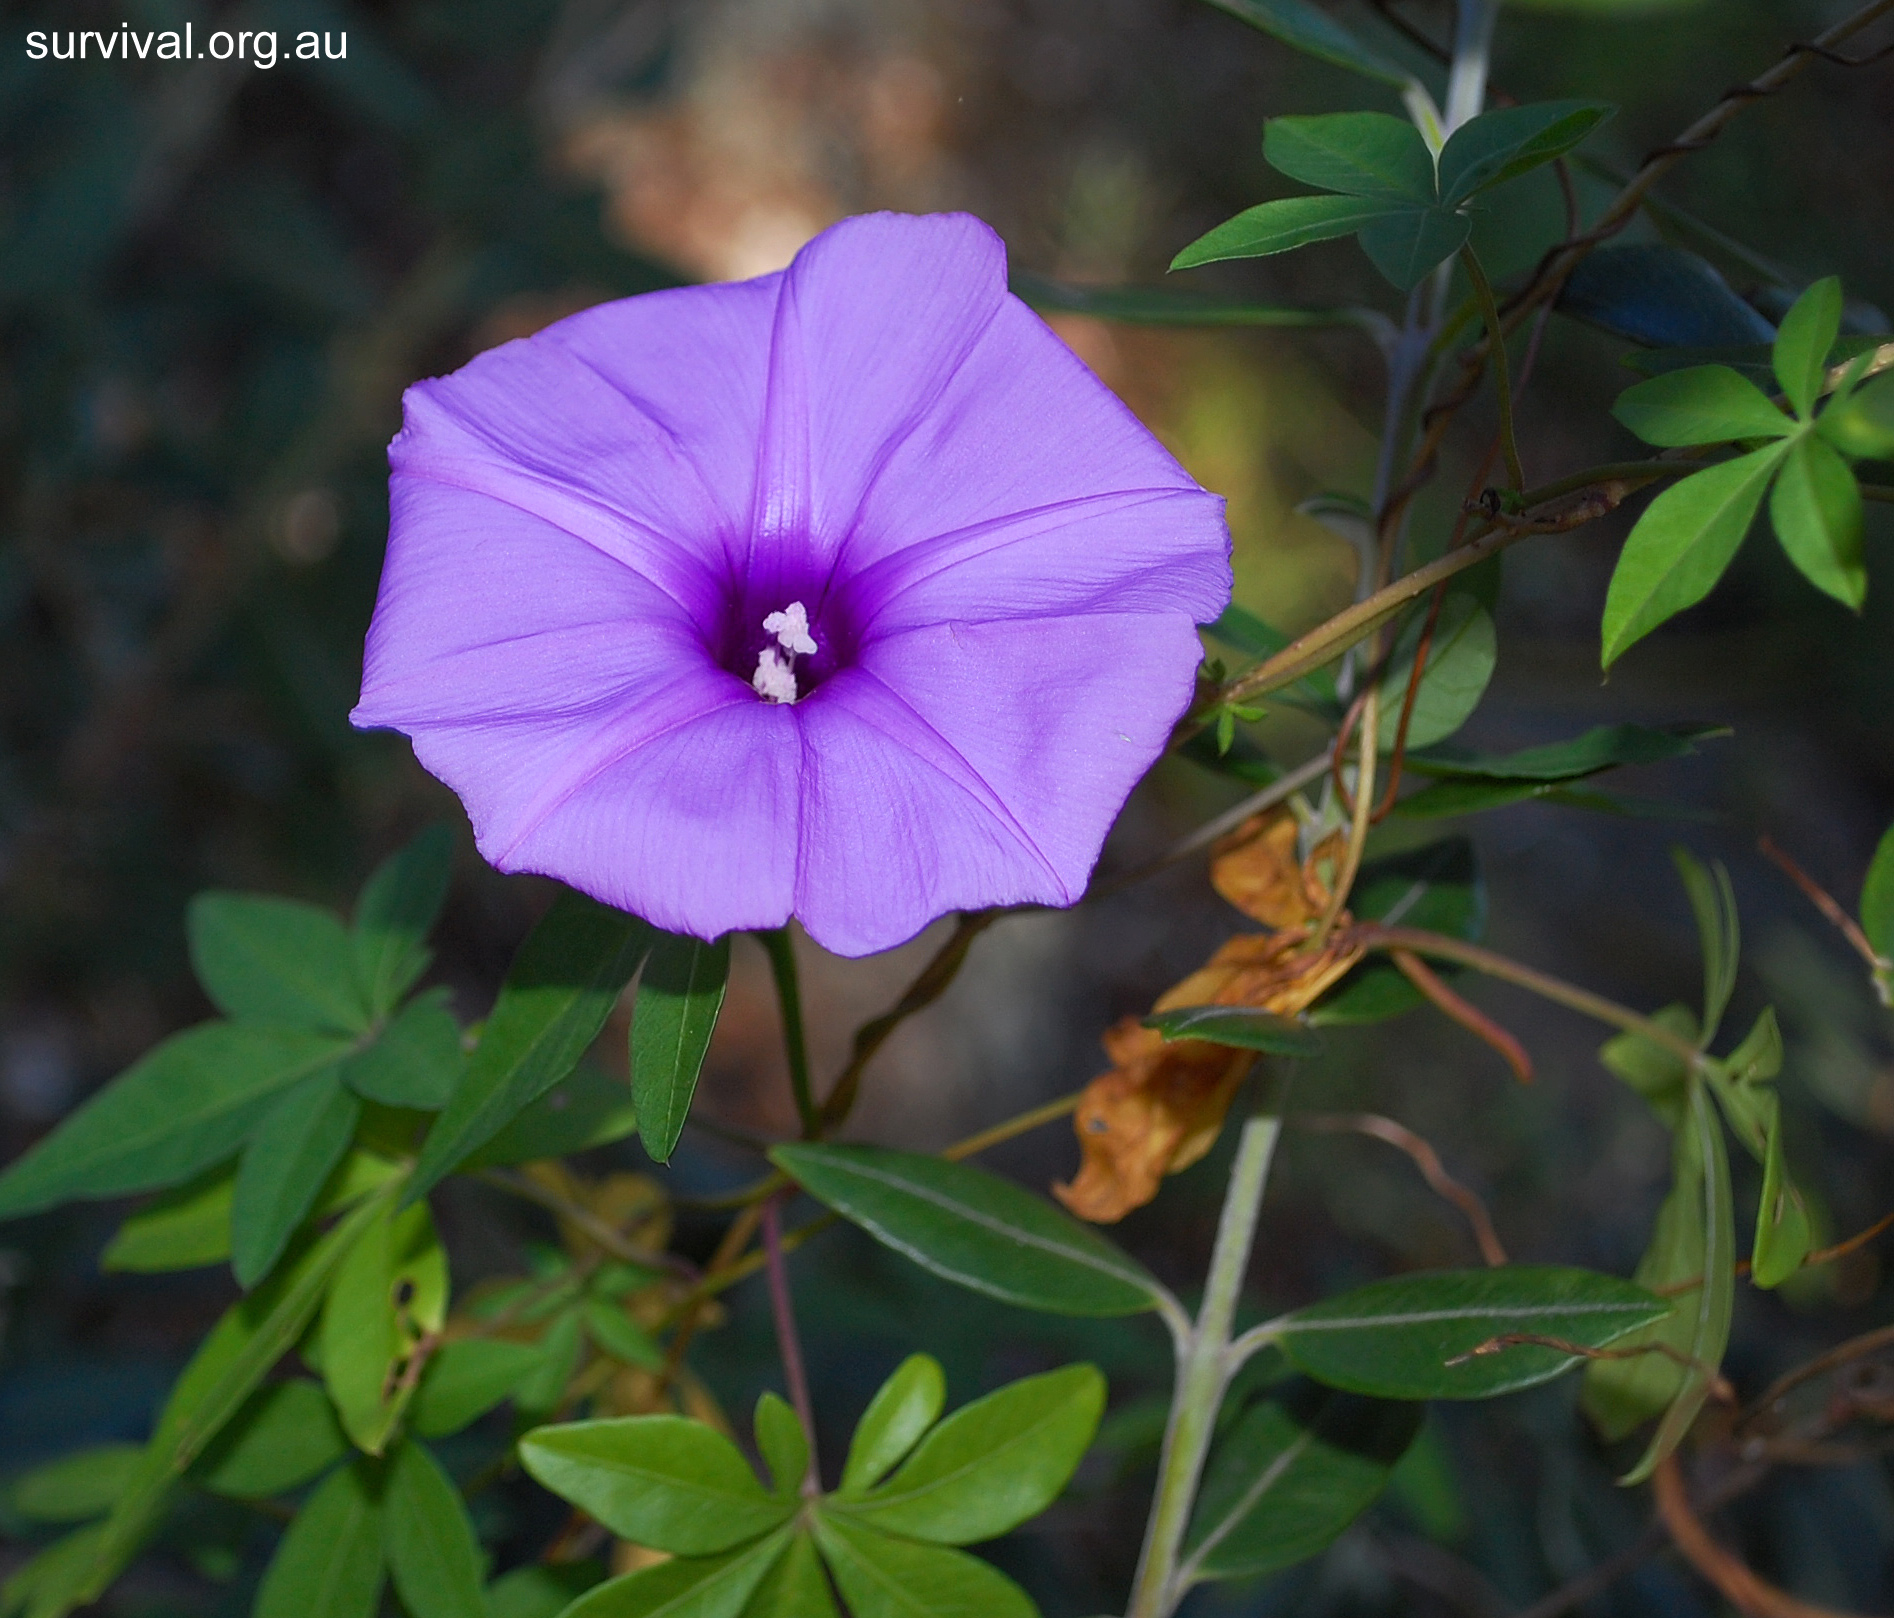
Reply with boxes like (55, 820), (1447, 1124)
(752, 600), (819, 704)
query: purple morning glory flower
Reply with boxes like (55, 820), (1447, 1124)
(352, 212), (1230, 957)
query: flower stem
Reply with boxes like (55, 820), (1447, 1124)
(1125, 1109), (1284, 1618)
(761, 1193), (822, 1497)
(760, 927), (818, 1137)
(1459, 245), (1524, 491)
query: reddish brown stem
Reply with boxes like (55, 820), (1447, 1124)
(1392, 948), (1535, 1084)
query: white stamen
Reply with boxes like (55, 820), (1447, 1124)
(763, 601), (818, 657)
(752, 646), (799, 704)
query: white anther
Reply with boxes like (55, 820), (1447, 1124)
(752, 646), (799, 704)
(763, 601), (818, 657)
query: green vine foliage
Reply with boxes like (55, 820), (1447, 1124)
(4, 1), (1894, 1616)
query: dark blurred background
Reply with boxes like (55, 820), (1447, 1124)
(2, 0), (1893, 1612)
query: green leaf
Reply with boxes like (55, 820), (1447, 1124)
(232, 1069), (362, 1288)
(1562, 244), (1777, 353)
(1600, 441), (1791, 667)
(254, 1460), (385, 1618)
(354, 825), (454, 1018)
(1598, 1004), (1698, 1130)
(740, 1533), (839, 1618)
(1202, 0), (1414, 85)
(9, 1446), (141, 1523)
(839, 1365), (1102, 1546)
(1375, 594), (1496, 751)
(1141, 1006), (1320, 1056)
(813, 1514), (1035, 1618)
(631, 931), (731, 1164)
(1819, 370), (1894, 460)
(320, 1198), (447, 1454)
(101, 1164), (235, 1273)
(342, 990), (466, 1111)
(518, 1416), (793, 1555)
(1864, 821), (1894, 971)
(2, 1525), (111, 1618)
(514, 1309), (584, 1419)
(839, 1355), (947, 1496)
(1618, 1083), (1736, 1484)
(1183, 1380), (1420, 1582)
(192, 1379), (348, 1498)
(1010, 273), (1379, 332)
(1263, 113), (1435, 202)
(584, 1296), (665, 1371)
(1770, 433), (1866, 608)
(769, 1143), (1165, 1318)
(1751, 1104), (1813, 1290)
(754, 1393), (810, 1499)
(188, 893), (370, 1034)
(409, 891), (651, 1200)
(412, 1338), (546, 1439)
(1611, 367), (1794, 448)
(1312, 839), (1483, 1026)
(1773, 277), (1844, 419)
(457, 1063), (638, 1171)
(1273, 1266), (1669, 1400)
(85, 1186), (396, 1607)
(1437, 101), (1613, 205)
(558, 1534), (790, 1618)
(1171, 195), (1402, 271)
(0, 1023), (352, 1220)
(1405, 722), (1722, 783)
(488, 1563), (606, 1618)
(1672, 847), (1738, 1046)
(384, 1440), (489, 1618)
(1358, 207), (1472, 292)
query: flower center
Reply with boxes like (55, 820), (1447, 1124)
(751, 601), (819, 704)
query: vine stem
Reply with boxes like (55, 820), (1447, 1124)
(761, 1193), (822, 1498)
(760, 927), (818, 1136)
(1459, 246), (1523, 490)
(1125, 1111), (1284, 1618)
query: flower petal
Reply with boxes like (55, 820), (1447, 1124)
(741, 213), (1011, 599)
(838, 292), (1223, 593)
(353, 480), (709, 727)
(393, 274), (783, 591)
(844, 486), (1230, 633)
(453, 700), (803, 941)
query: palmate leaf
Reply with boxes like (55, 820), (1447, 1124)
(1436, 101), (1613, 206)
(100, 1164), (236, 1273)
(631, 930), (731, 1164)
(254, 1460), (385, 1618)
(9, 1447), (142, 1523)
(1774, 276), (1844, 419)
(1600, 441), (1792, 668)
(0, 1022), (353, 1221)
(353, 824), (454, 1019)
(558, 1532), (792, 1618)
(839, 1355), (947, 1495)
(1559, 244), (1778, 351)
(1612, 366), (1795, 447)
(319, 1198), (448, 1454)
(769, 1143), (1166, 1317)
(835, 1365), (1104, 1545)
(518, 1416), (794, 1555)
(1142, 1006), (1322, 1056)
(1272, 1266), (1669, 1400)
(341, 990), (465, 1111)
(412, 1338), (547, 1439)
(1771, 433), (1866, 607)
(1010, 272), (1381, 333)
(458, 1062), (639, 1170)
(384, 1440), (489, 1618)
(1405, 723), (1722, 784)
(754, 1393), (809, 1499)
(812, 1514), (1036, 1618)
(191, 1379), (348, 1500)
(188, 892), (371, 1034)
(408, 890), (651, 1200)
(231, 1068), (361, 1288)
(1821, 369), (1894, 460)
(1182, 1380), (1421, 1583)
(1357, 207), (1471, 292)
(742, 1534), (840, 1618)
(1262, 113), (1434, 203)
(1672, 847), (1739, 1046)
(1171, 195), (1401, 271)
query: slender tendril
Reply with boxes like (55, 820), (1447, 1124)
(1458, 245), (1524, 490)
(761, 1194), (822, 1497)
